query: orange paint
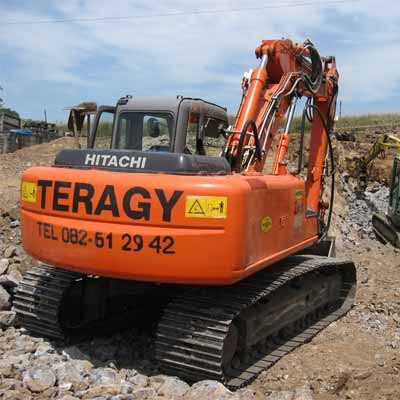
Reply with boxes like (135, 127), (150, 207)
(21, 167), (317, 284)
(20, 38), (338, 287)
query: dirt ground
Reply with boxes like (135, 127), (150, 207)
(0, 137), (79, 213)
(1, 132), (400, 399)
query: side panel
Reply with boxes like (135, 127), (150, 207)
(242, 175), (318, 277)
(20, 167), (318, 284)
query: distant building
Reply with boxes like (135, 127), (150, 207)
(0, 111), (21, 153)
(0, 111), (21, 132)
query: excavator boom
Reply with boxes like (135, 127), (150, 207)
(224, 39), (338, 221)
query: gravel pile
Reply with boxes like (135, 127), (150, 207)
(0, 326), (242, 400)
(338, 175), (390, 244)
(0, 210), (313, 399)
(0, 208), (29, 331)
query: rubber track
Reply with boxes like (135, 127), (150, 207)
(155, 255), (356, 389)
(13, 264), (83, 339)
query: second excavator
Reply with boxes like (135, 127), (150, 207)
(15, 38), (356, 388)
(355, 133), (400, 247)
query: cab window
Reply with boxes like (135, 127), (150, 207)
(185, 113), (226, 156)
(114, 112), (173, 151)
(93, 111), (114, 149)
(185, 114), (200, 154)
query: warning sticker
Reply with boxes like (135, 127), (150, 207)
(185, 196), (227, 219)
(295, 189), (304, 200)
(21, 181), (37, 203)
(261, 216), (273, 233)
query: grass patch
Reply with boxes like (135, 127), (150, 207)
(334, 113), (400, 129)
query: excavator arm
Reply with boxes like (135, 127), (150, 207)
(357, 134), (400, 191)
(361, 134), (400, 167)
(224, 38), (338, 225)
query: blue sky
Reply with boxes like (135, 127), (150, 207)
(1, 0), (399, 122)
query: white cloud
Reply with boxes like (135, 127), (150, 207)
(1, 0), (400, 116)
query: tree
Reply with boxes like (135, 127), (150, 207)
(0, 107), (19, 119)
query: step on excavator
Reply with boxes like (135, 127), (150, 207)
(15, 39), (356, 388)
(356, 134), (400, 247)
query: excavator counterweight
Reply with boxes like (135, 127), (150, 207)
(15, 39), (356, 387)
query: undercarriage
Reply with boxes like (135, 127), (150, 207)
(14, 254), (356, 389)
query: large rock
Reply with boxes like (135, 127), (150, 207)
(129, 387), (158, 399)
(72, 358), (94, 374)
(127, 372), (148, 387)
(31, 351), (64, 367)
(0, 310), (16, 329)
(33, 342), (54, 357)
(184, 380), (237, 400)
(90, 367), (119, 385)
(0, 359), (13, 377)
(150, 375), (190, 398)
(0, 274), (20, 289)
(77, 383), (126, 399)
(7, 205), (20, 221)
(4, 246), (17, 258)
(0, 258), (9, 275)
(22, 367), (56, 392)
(9, 220), (20, 228)
(0, 285), (11, 310)
(1, 389), (32, 400)
(55, 361), (89, 391)
(7, 264), (23, 282)
(0, 353), (31, 373)
(0, 378), (22, 390)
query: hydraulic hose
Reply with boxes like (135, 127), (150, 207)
(235, 120), (262, 172)
(299, 103), (335, 241)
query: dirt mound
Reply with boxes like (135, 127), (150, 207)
(0, 137), (78, 213)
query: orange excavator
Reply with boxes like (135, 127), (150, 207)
(15, 39), (356, 388)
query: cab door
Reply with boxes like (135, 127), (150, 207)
(88, 106), (116, 149)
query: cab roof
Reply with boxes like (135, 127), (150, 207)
(116, 95), (228, 122)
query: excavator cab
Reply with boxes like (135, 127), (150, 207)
(88, 96), (228, 156)
(55, 96), (230, 176)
